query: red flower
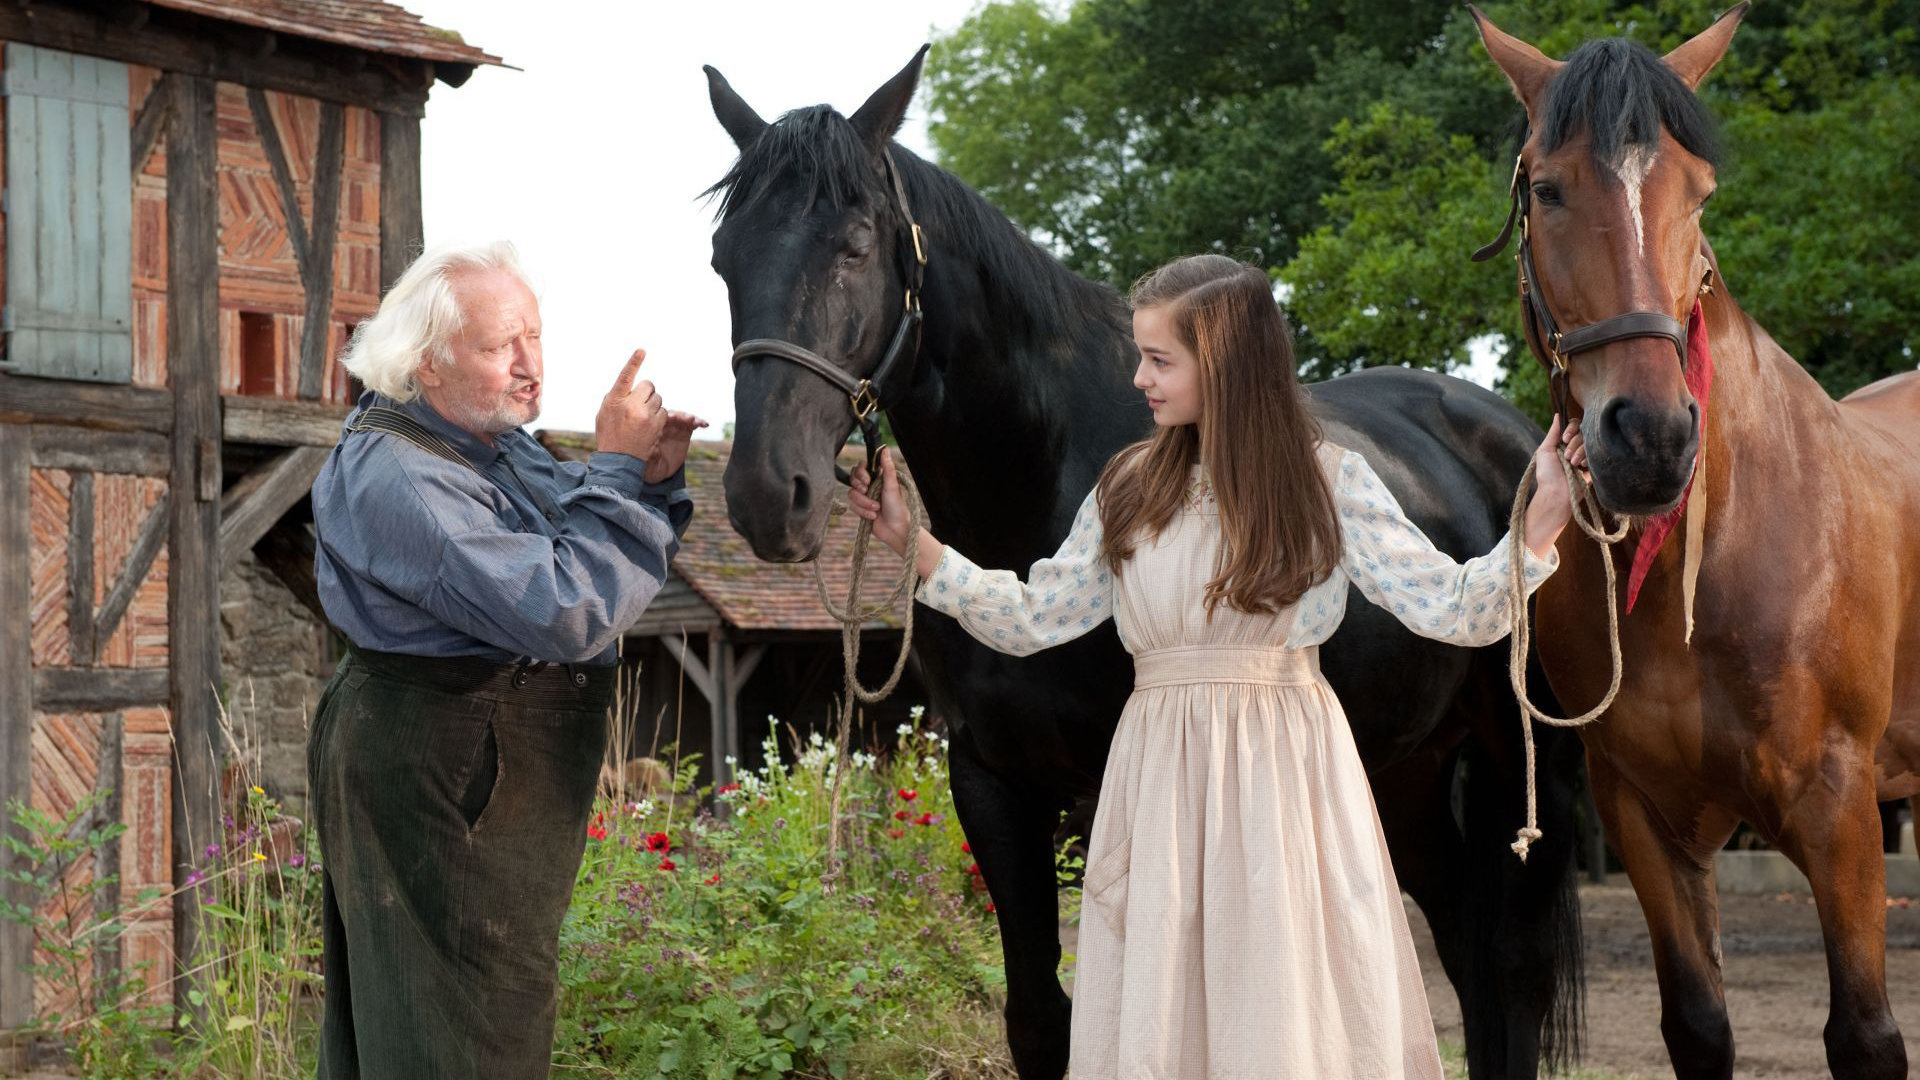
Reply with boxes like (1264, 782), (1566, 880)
(966, 863), (981, 876)
(897, 788), (918, 802)
(658, 857), (677, 872)
(704, 872), (721, 886)
(643, 831), (673, 853)
(960, 841), (971, 854)
(886, 828), (906, 839)
(913, 812), (934, 827)
(986, 901), (997, 914)
(717, 783), (741, 795)
(586, 813), (608, 841)
(893, 809), (912, 821)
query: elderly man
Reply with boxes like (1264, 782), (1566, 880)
(308, 241), (701, 1079)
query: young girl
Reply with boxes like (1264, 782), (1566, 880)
(850, 254), (1581, 1079)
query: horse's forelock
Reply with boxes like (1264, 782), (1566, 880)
(1531, 36), (1721, 178)
(705, 106), (885, 223)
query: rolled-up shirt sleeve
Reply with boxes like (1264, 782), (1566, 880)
(355, 441), (685, 663)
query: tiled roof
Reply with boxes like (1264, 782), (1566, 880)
(536, 434), (913, 634)
(142, 0), (503, 69)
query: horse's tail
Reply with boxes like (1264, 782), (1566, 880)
(1459, 648), (1587, 1077)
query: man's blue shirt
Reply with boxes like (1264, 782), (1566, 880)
(312, 391), (692, 665)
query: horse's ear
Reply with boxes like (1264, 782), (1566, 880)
(705, 64), (767, 150)
(850, 45), (930, 147)
(1467, 5), (1563, 115)
(1664, 2), (1749, 90)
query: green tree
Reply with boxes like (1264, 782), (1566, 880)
(928, 0), (1920, 401)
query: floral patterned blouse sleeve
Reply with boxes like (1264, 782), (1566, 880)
(1335, 448), (1558, 648)
(912, 487), (1113, 656)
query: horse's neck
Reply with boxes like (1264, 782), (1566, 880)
(1696, 291), (1834, 512)
(887, 170), (1140, 562)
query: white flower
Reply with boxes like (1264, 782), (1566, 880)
(897, 723), (913, 736)
(634, 799), (656, 817)
(723, 755), (737, 766)
(910, 705), (926, 721)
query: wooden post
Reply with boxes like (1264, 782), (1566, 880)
(378, 111), (422, 294)
(726, 645), (765, 777)
(166, 73), (221, 1016)
(0, 424), (34, 1028)
(92, 713), (124, 1010)
(707, 638), (731, 788)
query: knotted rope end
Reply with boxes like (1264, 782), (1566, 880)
(1510, 827), (1543, 863)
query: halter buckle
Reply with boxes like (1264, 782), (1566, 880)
(1549, 332), (1567, 372)
(850, 380), (879, 421)
(910, 223), (927, 267)
(903, 287), (920, 314)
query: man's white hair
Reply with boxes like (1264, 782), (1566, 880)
(341, 241), (533, 402)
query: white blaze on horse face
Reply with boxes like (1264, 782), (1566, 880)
(1612, 145), (1659, 256)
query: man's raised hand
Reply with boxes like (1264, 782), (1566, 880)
(597, 348), (669, 461)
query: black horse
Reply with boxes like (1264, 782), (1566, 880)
(704, 49), (1586, 1080)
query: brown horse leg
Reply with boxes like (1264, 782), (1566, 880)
(1590, 758), (1739, 1080)
(1772, 766), (1908, 1080)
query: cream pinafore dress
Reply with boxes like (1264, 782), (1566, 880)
(916, 444), (1557, 1080)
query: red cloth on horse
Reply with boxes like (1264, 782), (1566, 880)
(1625, 302), (1712, 613)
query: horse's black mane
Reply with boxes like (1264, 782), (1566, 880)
(704, 105), (881, 220)
(706, 103), (1123, 352)
(1531, 36), (1721, 172)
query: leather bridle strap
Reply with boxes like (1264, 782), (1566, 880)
(1475, 156), (1698, 420)
(729, 148), (927, 482)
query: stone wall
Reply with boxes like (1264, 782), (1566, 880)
(219, 550), (333, 816)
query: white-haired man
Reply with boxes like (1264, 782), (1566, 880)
(307, 242), (702, 1079)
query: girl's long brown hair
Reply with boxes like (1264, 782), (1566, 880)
(1098, 254), (1341, 615)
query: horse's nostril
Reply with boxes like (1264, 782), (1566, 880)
(791, 473), (812, 517)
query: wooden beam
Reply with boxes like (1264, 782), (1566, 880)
(728, 643), (766, 699)
(0, 372), (172, 433)
(656, 634), (715, 702)
(129, 71), (171, 178)
(218, 446), (327, 572)
(0, 424), (33, 1028)
(92, 714), (124, 1012)
(222, 395), (349, 447)
(378, 111), (423, 294)
(93, 491), (170, 652)
(33, 669), (170, 712)
(254, 519), (327, 626)
(709, 639), (732, 787)
(167, 73), (222, 1016)
(29, 425), (170, 477)
(0, 2), (431, 116)
(299, 103), (346, 400)
(67, 471), (96, 665)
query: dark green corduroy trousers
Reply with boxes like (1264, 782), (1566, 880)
(308, 646), (611, 1080)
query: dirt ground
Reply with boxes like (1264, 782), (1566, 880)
(1406, 874), (1920, 1078)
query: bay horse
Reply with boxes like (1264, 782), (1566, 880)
(1471, 6), (1920, 1077)
(704, 50), (1586, 1079)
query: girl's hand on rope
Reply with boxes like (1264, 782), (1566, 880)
(849, 448), (947, 578)
(1524, 415), (1587, 558)
(848, 448), (914, 555)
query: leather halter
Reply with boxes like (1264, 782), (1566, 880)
(728, 149), (928, 482)
(1474, 155), (1712, 420)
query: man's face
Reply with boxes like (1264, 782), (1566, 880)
(418, 268), (544, 439)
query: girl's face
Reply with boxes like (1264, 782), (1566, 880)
(1131, 304), (1202, 427)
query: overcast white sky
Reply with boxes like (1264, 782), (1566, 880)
(398, 0), (984, 439)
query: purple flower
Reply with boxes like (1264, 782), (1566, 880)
(288, 853), (306, 868)
(184, 869), (207, 887)
(204, 842), (221, 860)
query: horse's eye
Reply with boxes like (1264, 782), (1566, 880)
(1531, 181), (1563, 207)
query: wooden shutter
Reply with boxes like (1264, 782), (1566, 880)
(1, 43), (133, 384)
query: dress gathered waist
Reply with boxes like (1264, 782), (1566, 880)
(1130, 644), (1321, 690)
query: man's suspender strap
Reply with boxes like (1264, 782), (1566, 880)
(345, 407), (478, 474)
